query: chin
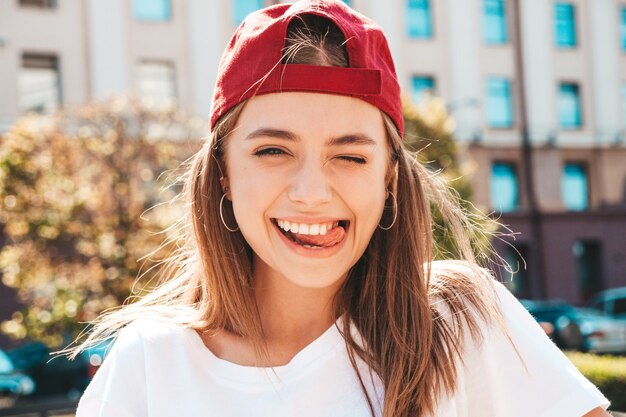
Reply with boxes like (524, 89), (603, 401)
(279, 265), (350, 290)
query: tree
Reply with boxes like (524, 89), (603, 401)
(403, 94), (471, 200)
(0, 97), (202, 346)
(402, 94), (493, 261)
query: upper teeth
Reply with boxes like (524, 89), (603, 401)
(276, 220), (340, 236)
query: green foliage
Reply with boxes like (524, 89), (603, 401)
(403, 95), (466, 196)
(402, 95), (489, 261)
(565, 351), (626, 411)
(0, 97), (202, 346)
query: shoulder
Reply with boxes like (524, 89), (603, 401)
(428, 260), (502, 337)
(76, 317), (193, 416)
(119, 317), (188, 342)
(428, 259), (496, 289)
(88, 317), (192, 382)
(427, 265), (611, 416)
(108, 317), (194, 361)
(428, 259), (551, 342)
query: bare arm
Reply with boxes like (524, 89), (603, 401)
(582, 407), (612, 417)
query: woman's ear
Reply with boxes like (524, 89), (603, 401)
(220, 176), (232, 200)
(386, 161), (399, 194)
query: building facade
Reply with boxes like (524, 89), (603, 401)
(0, 0), (625, 308)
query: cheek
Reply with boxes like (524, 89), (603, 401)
(334, 167), (387, 226)
(229, 167), (270, 216)
(226, 159), (285, 243)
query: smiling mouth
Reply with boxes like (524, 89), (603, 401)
(271, 219), (349, 249)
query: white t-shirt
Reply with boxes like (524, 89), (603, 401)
(76, 281), (610, 417)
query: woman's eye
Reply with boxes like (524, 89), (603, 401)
(337, 156), (367, 165)
(254, 148), (287, 157)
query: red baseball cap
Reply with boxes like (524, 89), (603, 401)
(209, 0), (404, 136)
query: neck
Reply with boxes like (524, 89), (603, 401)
(252, 258), (345, 348)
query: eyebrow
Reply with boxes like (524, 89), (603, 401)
(245, 128), (377, 147)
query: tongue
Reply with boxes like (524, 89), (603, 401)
(288, 225), (345, 248)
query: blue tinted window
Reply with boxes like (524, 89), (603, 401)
(407, 0), (432, 38)
(233, 0), (263, 25)
(342, 0), (351, 6)
(554, 3), (576, 47)
(132, 0), (171, 21)
(483, 0), (507, 44)
(621, 7), (626, 50)
(486, 77), (513, 128)
(559, 82), (582, 128)
(562, 163), (588, 211)
(411, 76), (435, 103)
(491, 162), (519, 212)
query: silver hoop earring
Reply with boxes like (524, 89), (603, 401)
(219, 194), (239, 232)
(378, 191), (397, 231)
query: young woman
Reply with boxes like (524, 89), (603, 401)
(72, 1), (610, 416)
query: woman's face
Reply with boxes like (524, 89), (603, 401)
(223, 92), (390, 289)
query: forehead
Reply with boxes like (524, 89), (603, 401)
(232, 92), (387, 143)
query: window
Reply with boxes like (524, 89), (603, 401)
(136, 61), (177, 108)
(572, 240), (603, 303)
(341, 0), (351, 6)
(132, 0), (171, 22)
(486, 77), (513, 128)
(558, 82), (582, 128)
(407, 0), (432, 39)
(621, 7), (626, 50)
(233, 0), (263, 25)
(411, 76), (435, 103)
(561, 162), (588, 211)
(490, 162), (520, 212)
(19, 0), (56, 8)
(614, 298), (626, 316)
(554, 3), (576, 48)
(483, 0), (507, 44)
(18, 53), (61, 114)
(589, 298), (606, 313)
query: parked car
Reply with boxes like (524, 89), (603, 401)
(82, 339), (114, 379)
(588, 286), (626, 318)
(520, 298), (626, 354)
(0, 348), (36, 407)
(519, 299), (585, 350)
(575, 307), (626, 354)
(5, 338), (113, 400)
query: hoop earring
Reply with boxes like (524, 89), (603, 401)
(219, 194), (239, 232)
(378, 191), (397, 231)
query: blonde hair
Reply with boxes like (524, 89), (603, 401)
(62, 13), (513, 417)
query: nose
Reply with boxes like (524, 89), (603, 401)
(287, 158), (332, 207)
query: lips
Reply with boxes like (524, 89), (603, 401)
(271, 218), (349, 249)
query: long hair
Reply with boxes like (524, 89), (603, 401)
(63, 13), (511, 417)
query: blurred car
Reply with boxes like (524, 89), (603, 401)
(519, 299), (585, 350)
(520, 298), (626, 354)
(575, 307), (626, 354)
(0, 348), (36, 406)
(6, 341), (86, 400)
(82, 339), (113, 379)
(588, 286), (626, 318)
(5, 338), (113, 400)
